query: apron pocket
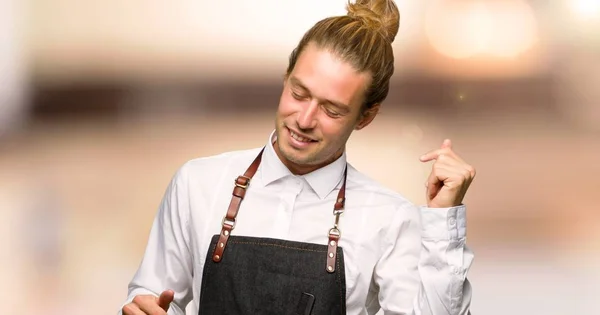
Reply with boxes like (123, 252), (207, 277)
(295, 292), (315, 315)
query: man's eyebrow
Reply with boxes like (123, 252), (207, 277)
(289, 77), (308, 91)
(327, 100), (350, 112)
(289, 76), (351, 112)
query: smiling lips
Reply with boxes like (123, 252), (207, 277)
(289, 128), (317, 143)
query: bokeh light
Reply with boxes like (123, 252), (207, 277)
(569, 0), (600, 21)
(425, 0), (537, 59)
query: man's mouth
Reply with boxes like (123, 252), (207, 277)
(289, 128), (317, 143)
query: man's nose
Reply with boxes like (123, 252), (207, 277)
(297, 101), (318, 130)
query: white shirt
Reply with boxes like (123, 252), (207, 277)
(122, 131), (474, 315)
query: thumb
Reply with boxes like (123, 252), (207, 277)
(426, 170), (441, 201)
(157, 290), (174, 312)
(441, 139), (452, 149)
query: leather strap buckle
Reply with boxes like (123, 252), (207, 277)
(235, 175), (251, 189)
(222, 217), (236, 230)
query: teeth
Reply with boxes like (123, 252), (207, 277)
(290, 130), (312, 143)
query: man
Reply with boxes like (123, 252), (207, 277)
(121, 0), (474, 314)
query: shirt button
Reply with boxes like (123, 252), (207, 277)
(448, 218), (456, 227)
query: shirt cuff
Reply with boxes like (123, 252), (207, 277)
(419, 205), (467, 240)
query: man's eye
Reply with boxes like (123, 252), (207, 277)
(324, 107), (341, 117)
(292, 91), (305, 100)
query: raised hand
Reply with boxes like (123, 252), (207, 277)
(419, 139), (475, 208)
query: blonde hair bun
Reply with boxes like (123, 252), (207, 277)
(346, 0), (400, 43)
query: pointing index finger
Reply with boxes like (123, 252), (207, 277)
(420, 139), (453, 162)
(419, 149), (442, 162)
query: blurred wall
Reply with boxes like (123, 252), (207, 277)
(1, 1), (599, 314)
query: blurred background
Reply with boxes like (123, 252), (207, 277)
(1, 0), (599, 314)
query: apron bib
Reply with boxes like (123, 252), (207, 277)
(198, 147), (348, 315)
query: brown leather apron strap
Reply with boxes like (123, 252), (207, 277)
(212, 146), (349, 272)
(326, 166), (347, 273)
(212, 148), (264, 262)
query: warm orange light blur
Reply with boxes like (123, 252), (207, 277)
(569, 0), (600, 21)
(425, 0), (492, 59)
(425, 0), (537, 59)
(486, 0), (538, 58)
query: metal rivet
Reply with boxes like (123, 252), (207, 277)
(327, 266), (333, 272)
(214, 255), (220, 260)
(224, 230), (229, 236)
(329, 252), (334, 258)
(219, 242), (224, 248)
(330, 240), (336, 246)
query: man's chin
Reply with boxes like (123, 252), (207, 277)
(281, 149), (315, 166)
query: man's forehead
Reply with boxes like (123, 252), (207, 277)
(290, 47), (369, 108)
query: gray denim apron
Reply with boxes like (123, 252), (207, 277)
(198, 147), (348, 314)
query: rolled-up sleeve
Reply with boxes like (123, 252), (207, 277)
(375, 204), (474, 315)
(119, 164), (194, 315)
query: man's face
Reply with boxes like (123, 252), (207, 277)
(274, 43), (378, 174)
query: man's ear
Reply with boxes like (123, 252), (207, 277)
(355, 103), (380, 130)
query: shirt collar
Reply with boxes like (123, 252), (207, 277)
(261, 130), (347, 200)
